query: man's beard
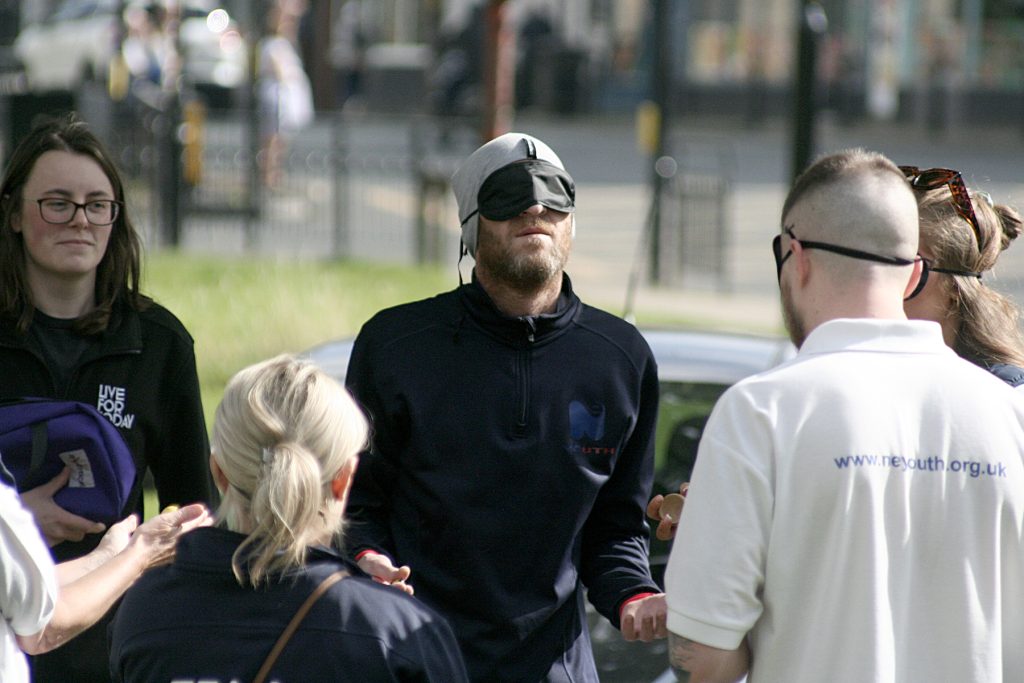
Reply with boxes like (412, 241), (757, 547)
(781, 279), (807, 348)
(479, 227), (569, 290)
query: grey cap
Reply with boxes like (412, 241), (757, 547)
(452, 132), (569, 256)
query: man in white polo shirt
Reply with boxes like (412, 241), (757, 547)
(0, 470), (57, 683)
(663, 148), (1024, 683)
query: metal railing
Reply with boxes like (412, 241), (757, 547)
(11, 93), (734, 288)
(656, 136), (735, 292)
(98, 101), (475, 266)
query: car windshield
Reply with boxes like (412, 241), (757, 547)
(656, 380), (726, 488)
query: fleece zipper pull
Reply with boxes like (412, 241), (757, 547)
(515, 317), (538, 433)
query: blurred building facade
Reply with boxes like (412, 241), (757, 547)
(5, 0), (1024, 124)
(306, 0), (1024, 125)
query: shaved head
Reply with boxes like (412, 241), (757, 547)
(776, 149), (923, 343)
(781, 149), (919, 279)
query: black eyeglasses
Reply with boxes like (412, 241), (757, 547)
(772, 226), (928, 300)
(899, 166), (981, 249)
(35, 198), (121, 226)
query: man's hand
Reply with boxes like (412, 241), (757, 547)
(646, 482), (689, 541)
(356, 551), (415, 595)
(620, 593), (667, 642)
(20, 468), (106, 546)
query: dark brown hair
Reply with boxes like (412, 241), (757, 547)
(0, 113), (149, 335)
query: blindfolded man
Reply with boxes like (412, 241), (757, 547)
(344, 133), (666, 682)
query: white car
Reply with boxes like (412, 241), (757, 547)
(13, 0), (246, 94)
(305, 327), (795, 682)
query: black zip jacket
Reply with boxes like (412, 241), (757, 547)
(0, 300), (215, 683)
(345, 274), (661, 682)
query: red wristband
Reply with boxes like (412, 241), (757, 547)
(355, 549), (383, 562)
(619, 592), (657, 619)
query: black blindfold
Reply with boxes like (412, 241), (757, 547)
(476, 160), (575, 222)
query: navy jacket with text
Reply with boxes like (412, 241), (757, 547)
(345, 274), (661, 682)
(109, 526), (468, 682)
(0, 300), (215, 683)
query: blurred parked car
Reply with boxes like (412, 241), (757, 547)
(12, 0), (246, 97)
(303, 327), (795, 682)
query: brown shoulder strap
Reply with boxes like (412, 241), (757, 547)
(252, 569), (349, 683)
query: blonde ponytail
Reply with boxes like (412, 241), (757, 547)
(211, 355), (368, 587)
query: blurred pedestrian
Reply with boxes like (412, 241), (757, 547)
(0, 113), (215, 681)
(258, 0), (314, 188)
(329, 0), (369, 110)
(516, 9), (555, 109)
(901, 165), (1024, 387)
(109, 355), (468, 682)
(345, 132), (666, 682)
(428, 4), (484, 119)
(121, 4), (166, 90)
(663, 148), (1024, 682)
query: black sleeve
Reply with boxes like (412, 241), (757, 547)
(580, 348), (661, 628)
(149, 338), (217, 509)
(343, 322), (401, 558)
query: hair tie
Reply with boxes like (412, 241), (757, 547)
(261, 447), (274, 465)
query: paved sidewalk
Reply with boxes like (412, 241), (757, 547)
(567, 179), (785, 335)
(185, 110), (1024, 336)
(524, 112), (1024, 335)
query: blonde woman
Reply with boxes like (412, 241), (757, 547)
(901, 166), (1024, 387)
(109, 355), (468, 682)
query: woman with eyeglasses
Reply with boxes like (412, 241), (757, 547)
(0, 113), (216, 681)
(901, 167), (1024, 388)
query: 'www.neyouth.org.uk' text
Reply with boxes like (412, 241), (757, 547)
(835, 454), (1008, 479)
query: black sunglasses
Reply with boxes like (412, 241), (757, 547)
(911, 263), (983, 299)
(899, 165), (982, 249)
(772, 226), (930, 300)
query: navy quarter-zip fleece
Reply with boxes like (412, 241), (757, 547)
(345, 274), (661, 682)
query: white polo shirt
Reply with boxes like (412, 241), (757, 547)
(0, 481), (58, 683)
(665, 318), (1024, 683)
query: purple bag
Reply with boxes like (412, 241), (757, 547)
(0, 398), (138, 526)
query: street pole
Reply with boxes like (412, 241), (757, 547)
(480, 0), (514, 142)
(790, 1), (828, 185)
(647, 0), (673, 284)
(245, 0), (268, 246)
(158, 1), (185, 247)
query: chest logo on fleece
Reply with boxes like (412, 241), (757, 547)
(97, 383), (136, 429)
(569, 401), (616, 455)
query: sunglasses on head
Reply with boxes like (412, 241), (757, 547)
(772, 226), (933, 300)
(899, 165), (981, 249)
